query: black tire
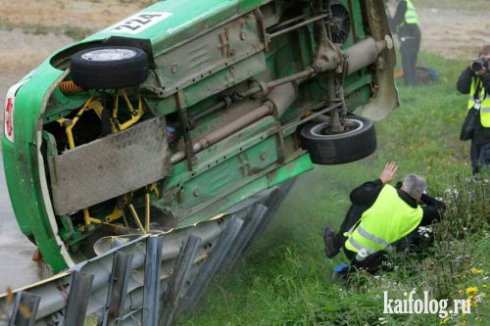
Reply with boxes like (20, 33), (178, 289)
(70, 46), (149, 89)
(300, 115), (376, 165)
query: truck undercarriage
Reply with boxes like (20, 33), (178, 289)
(1, 0), (397, 323)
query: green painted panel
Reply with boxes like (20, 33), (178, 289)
(177, 153), (313, 227)
(3, 62), (68, 271)
(86, 0), (266, 56)
(1, 0), (393, 273)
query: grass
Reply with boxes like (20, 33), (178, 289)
(180, 53), (490, 325)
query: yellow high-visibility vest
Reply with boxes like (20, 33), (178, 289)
(404, 0), (419, 26)
(468, 78), (490, 127)
(345, 185), (423, 258)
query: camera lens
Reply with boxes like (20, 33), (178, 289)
(472, 59), (485, 72)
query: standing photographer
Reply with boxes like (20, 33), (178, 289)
(457, 45), (490, 175)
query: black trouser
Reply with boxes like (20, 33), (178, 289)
(343, 247), (389, 274)
(400, 25), (421, 86)
(471, 141), (482, 175)
(333, 205), (368, 250)
(470, 141), (490, 175)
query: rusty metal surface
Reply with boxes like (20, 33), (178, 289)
(50, 117), (170, 215)
(355, 0), (399, 121)
(154, 13), (265, 99)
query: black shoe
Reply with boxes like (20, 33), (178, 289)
(324, 226), (340, 258)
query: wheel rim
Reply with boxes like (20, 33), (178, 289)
(81, 49), (137, 62)
(310, 118), (364, 138)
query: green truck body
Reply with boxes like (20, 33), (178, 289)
(2, 0), (397, 272)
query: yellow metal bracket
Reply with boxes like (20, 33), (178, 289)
(112, 90), (145, 131)
(83, 209), (102, 225)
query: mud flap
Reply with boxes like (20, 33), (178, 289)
(354, 0), (399, 121)
(48, 117), (170, 215)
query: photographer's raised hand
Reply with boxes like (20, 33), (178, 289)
(379, 161), (398, 184)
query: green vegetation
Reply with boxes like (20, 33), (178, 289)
(181, 53), (490, 325)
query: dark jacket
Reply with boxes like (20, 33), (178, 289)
(457, 67), (490, 95)
(457, 67), (490, 143)
(349, 179), (445, 226)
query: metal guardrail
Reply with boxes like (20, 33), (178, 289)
(0, 182), (295, 326)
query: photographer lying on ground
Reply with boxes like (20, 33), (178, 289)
(458, 45), (490, 175)
(323, 162), (446, 276)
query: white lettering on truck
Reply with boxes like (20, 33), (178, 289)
(110, 12), (172, 34)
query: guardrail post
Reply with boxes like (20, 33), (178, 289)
(102, 251), (133, 326)
(254, 189), (282, 235)
(244, 182), (295, 251)
(159, 235), (202, 326)
(182, 217), (244, 312)
(142, 236), (163, 326)
(8, 291), (41, 326)
(63, 271), (94, 326)
(222, 204), (268, 272)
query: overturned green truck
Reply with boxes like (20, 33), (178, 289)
(2, 0), (396, 279)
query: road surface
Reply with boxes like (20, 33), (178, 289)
(0, 155), (42, 291)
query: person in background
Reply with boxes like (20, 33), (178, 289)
(388, 0), (421, 86)
(457, 45), (490, 175)
(323, 162), (445, 275)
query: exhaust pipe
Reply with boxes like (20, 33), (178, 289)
(171, 83), (297, 164)
(345, 37), (390, 75)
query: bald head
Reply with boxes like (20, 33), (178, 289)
(401, 174), (427, 201)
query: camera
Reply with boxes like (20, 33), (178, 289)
(471, 58), (489, 72)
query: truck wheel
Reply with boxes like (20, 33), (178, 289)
(70, 46), (149, 89)
(300, 116), (376, 164)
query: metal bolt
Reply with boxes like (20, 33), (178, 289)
(193, 188), (200, 197)
(240, 31), (247, 40)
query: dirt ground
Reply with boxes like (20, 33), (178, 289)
(0, 0), (145, 31)
(418, 7), (490, 60)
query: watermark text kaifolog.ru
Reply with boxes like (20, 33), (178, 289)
(383, 289), (470, 319)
